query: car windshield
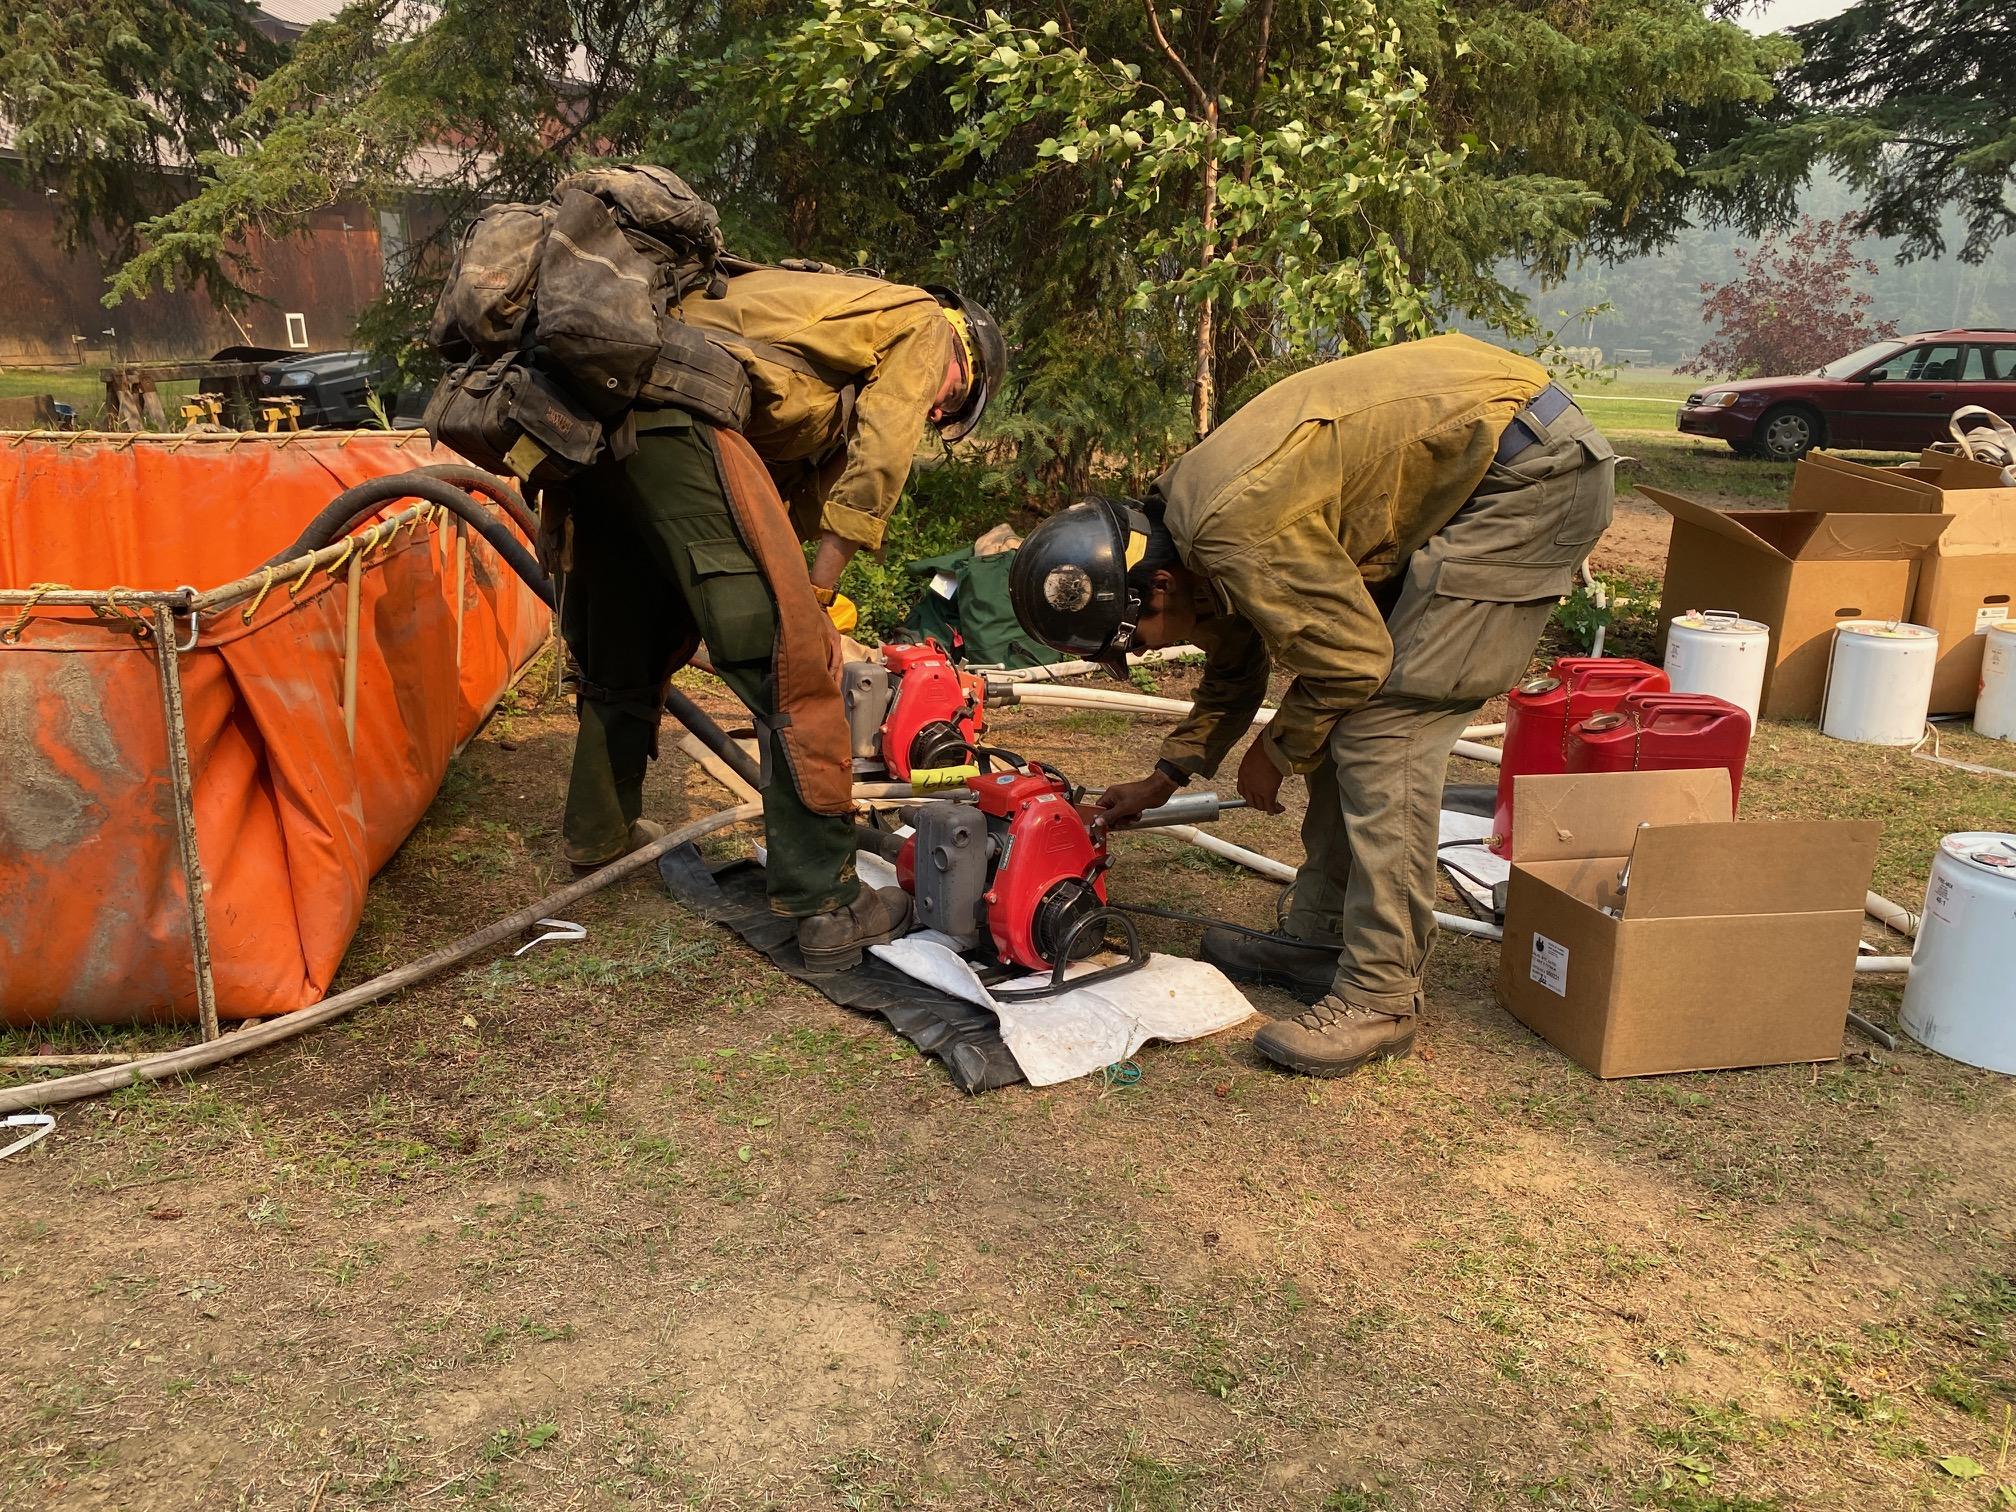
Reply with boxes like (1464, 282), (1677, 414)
(1816, 339), (1909, 379)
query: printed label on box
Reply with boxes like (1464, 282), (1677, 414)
(1975, 605), (2009, 635)
(1529, 933), (1570, 997)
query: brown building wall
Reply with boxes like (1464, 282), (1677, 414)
(0, 178), (388, 365)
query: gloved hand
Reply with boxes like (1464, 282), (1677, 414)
(825, 592), (859, 634)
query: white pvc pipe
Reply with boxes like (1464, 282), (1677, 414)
(1008, 683), (1505, 743)
(982, 645), (1206, 683)
(1855, 956), (1914, 974)
(1136, 827), (1502, 941)
(1451, 739), (1503, 767)
(1864, 890), (1921, 939)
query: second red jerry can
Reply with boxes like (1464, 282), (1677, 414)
(1564, 691), (1751, 811)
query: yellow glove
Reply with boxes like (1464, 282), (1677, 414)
(826, 592), (858, 634)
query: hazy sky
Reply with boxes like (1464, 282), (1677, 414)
(1740, 0), (1855, 31)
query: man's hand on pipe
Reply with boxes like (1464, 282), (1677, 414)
(1093, 771), (1181, 834)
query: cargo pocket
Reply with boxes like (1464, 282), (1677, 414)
(685, 536), (775, 666)
(1383, 559), (1577, 703)
(1556, 430), (1616, 548)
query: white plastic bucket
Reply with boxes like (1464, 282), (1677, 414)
(1901, 832), (2016, 1074)
(1977, 623), (2016, 743)
(1820, 620), (1938, 746)
(1665, 610), (1770, 725)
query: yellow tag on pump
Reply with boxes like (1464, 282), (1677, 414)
(909, 763), (979, 793)
(1123, 529), (1148, 569)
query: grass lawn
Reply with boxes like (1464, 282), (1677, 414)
(0, 364), (203, 428)
(4, 630), (2013, 1509)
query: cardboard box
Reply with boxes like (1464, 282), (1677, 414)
(1789, 451), (2016, 713)
(1646, 486), (1949, 720)
(1494, 769), (1880, 1078)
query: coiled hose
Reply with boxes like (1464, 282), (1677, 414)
(266, 472), (553, 607)
(406, 463), (541, 540)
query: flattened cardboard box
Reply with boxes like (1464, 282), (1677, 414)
(1645, 486), (1949, 720)
(1790, 451), (2016, 713)
(1494, 769), (1880, 1078)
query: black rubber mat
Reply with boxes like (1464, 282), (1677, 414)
(657, 845), (1025, 1093)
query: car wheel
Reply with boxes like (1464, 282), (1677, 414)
(1756, 405), (1822, 463)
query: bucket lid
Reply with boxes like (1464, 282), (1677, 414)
(1674, 610), (1768, 634)
(1940, 831), (2016, 874)
(1836, 619), (1938, 641)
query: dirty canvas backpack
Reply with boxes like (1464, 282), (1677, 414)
(423, 164), (752, 481)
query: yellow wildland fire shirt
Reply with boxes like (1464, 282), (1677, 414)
(1154, 333), (1550, 778)
(677, 267), (958, 552)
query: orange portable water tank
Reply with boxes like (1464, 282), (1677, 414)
(0, 431), (549, 1026)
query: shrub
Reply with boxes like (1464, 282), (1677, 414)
(836, 457), (1022, 642)
(1552, 568), (1663, 660)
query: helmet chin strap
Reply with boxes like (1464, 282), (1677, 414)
(1106, 586), (1143, 660)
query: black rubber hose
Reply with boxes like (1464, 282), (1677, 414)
(407, 463), (540, 540)
(286, 470), (761, 799)
(664, 684), (764, 790)
(266, 473), (554, 607)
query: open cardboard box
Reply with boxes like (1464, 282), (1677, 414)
(1646, 486), (1949, 720)
(1494, 769), (1880, 1078)
(1790, 451), (2016, 712)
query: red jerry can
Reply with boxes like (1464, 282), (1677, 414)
(1490, 656), (1669, 856)
(1564, 691), (1752, 812)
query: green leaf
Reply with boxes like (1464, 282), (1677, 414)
(1058, 143), (1079, 163)
(736, 1145), (753, 1162)
(1936, 1457), (1986, 1480)
(527, 1424), (559, 1450)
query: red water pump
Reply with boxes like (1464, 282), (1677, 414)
(873, 764), (1238, 995)
(841, 640), (996, 781)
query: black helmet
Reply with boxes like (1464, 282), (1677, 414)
(1008, 497), (1151, 679)
(925, 285), (1005, 442)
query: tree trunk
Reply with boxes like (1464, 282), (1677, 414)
(1193, 100), (1220, 437)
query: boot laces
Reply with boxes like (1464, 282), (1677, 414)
(1292, 997), (1391, 1031)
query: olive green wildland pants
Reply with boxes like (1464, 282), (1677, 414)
(1286, 404), (1616, 1014)
(560, 413), (860, 916)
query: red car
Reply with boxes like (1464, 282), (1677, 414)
(1676, 329), (2016, 461)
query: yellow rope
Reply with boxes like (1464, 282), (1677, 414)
(240, 566), (279, 625)
(322, 537), (359, 579)
(97, 587), (153, 640)
(285, 554), (318, 597)
(0, 582), (69, 644)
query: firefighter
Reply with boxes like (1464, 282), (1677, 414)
(559, 271), (1002, 973)
(1008, 333), (1615, 1076)
(678, 267), (1006, 626)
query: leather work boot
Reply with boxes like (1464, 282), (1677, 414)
(568, 819), (667, 877)
(1253, 996), (1416, 1078)
(1201, 926), (1338, 1003)
(797, 886), (914, 974)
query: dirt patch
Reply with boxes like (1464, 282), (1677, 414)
(4, 656), (2015, 1510)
